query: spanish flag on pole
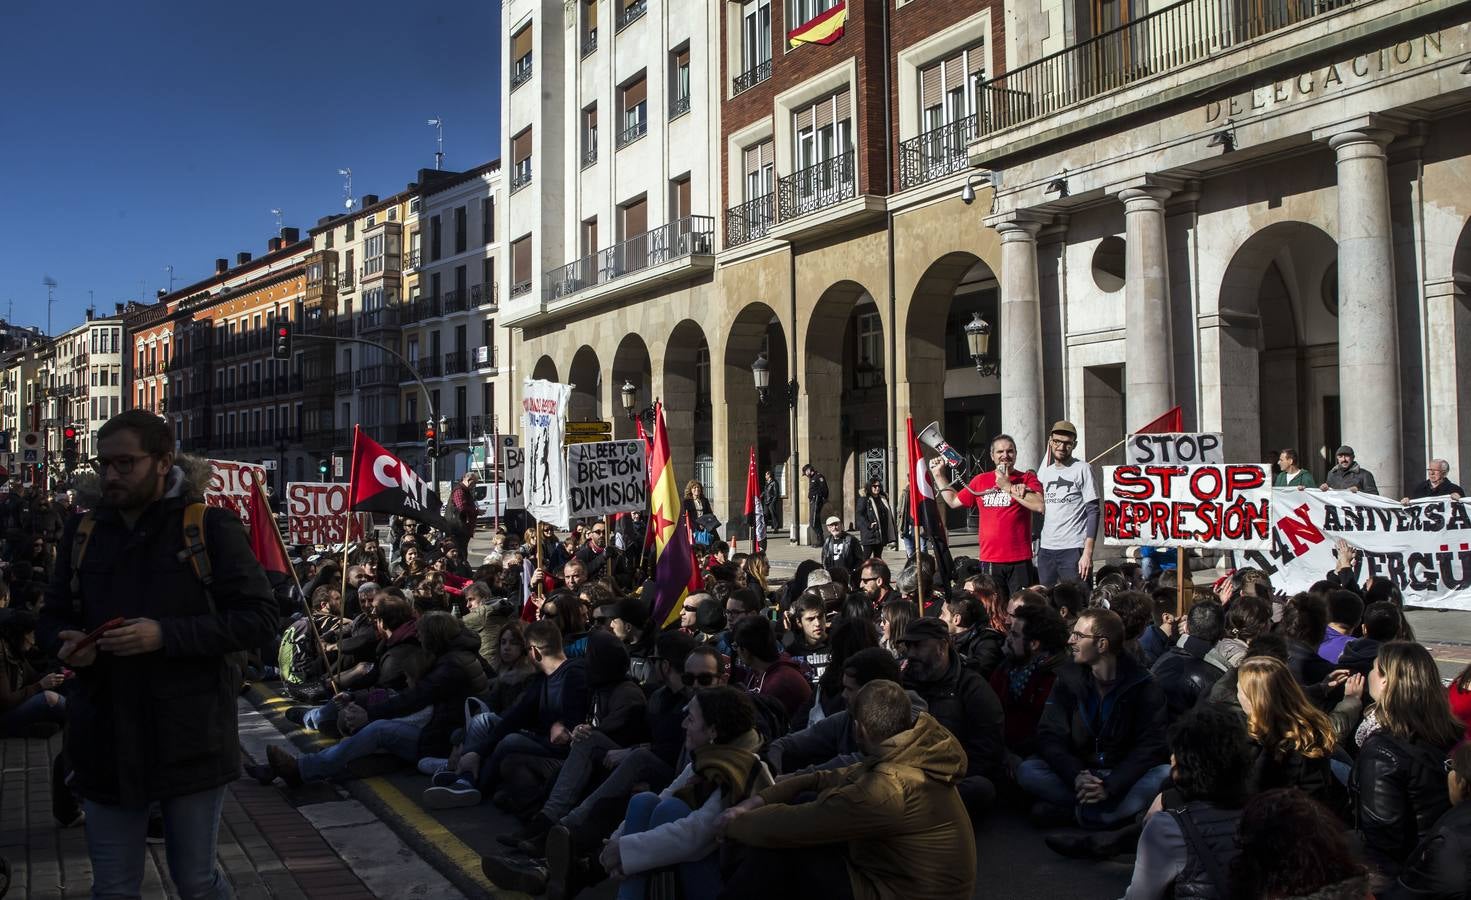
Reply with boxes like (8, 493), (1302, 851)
(788, 1), (846, 48)
(648, 402), (702, 630)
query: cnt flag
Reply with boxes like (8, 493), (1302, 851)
(347, 426), (453, 533)
(648, 402), (702, 631)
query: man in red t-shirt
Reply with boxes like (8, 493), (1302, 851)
(930, 433), (1044, 600)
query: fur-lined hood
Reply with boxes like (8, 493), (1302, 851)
(71, 453), (212, 508)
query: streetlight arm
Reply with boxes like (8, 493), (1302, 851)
(297, 333), (437, 421)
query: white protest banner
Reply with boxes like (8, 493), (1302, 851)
(1102, 463), (1272, 551)
(568, 440), (648, 518)
(206, 459), (269, 526)
(1240, 490), (1471, 611)
(521, 379), (572, 528)
(1124, 432), (1224, 467)
(499, 440), (526, 511)
(286, 482), (372, 545)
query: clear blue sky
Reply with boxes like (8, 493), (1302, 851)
(0, 0), (500, 336)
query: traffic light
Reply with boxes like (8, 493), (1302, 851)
(425, 424), (438, 458)
(272, 322), (293, 360)
(318, 457), (329, 481)
(62, 425), (78, 469)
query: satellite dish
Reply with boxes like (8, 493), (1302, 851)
(345, 198), (354, 210)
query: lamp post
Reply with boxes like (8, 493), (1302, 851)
(619, 378), (654, 428)
(751, 353), (770, 406)
(965, 312), (999, 377)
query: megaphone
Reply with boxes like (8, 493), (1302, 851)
(917, 421), (965, 469)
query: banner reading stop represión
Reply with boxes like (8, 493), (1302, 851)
(1103, 463), (1273, 551)
(206, 459), (268, 527)
(286, 482), (372, 546)
(1241, 490), (1471, 611)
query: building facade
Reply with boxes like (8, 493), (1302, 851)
(51, 312), (126, 461)
(972, 0), (1470, 501)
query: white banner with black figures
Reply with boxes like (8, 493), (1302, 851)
(521, 379), (572, 529)
(1241, 489), (1471, 611)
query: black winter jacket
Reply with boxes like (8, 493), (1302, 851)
(903, 647), (1006, 780)
(855, 494), (895, 547)
(1353, 729), (1457, 881)
(37, 467), (278, 806)
(1168, 801), (1243, 900)
(365, 630), (491, 758)
(1244, 742), (1348, 819)
(1036, 655), (1170, 800)
(954, 627), (1004, 679)
(1150, 636), (1226, 721)
(1287, 638), (1336, 687)
(584, 630), (648, 748)
(1384, 801), (1471, 900)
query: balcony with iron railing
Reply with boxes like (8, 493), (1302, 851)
(403, 249), (421, 272)
(474, 346), (497, 371)
(582, 143), (598, 169)
(442, 288), (468, 315)
(333, 372), (353, 393)
(669, 93), (691, 119)
(510, 53), (533, 91)
(616, 0), (646, 31)
(471, 282), (498, 309)
(334, 316), (354, 337)
(972, 0), (1353, 142)
(339, 272), (355, 293)
(543, 215), (715, 303)
(511, 161), (533, 194)
(778, 151), (855, 221)
(414, 355), (443, 379)
(582, 28), (597, 56)
(357, 364), (403, 388)
(444, 350), (468, 375)
(732, 59), (772, 95)
(726, 193), (775, 248)
(358, 306), (401, 332)
(617, 115), (648, 149)
(899, 114), (980, 189)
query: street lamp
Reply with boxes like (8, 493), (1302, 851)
(619, 379), (653, 426)
(751, 354), (770, 405)
(965, 312), (999, 377)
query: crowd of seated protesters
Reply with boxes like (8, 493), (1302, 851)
(191, 500), (1471, 900)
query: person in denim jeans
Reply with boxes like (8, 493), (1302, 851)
(1019, 607), (1170, 831)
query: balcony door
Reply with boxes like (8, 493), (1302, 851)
(740, 0), (772, 78)
(919, 45), (984, 170)
(792, 91), (852, 212)
(618, 197), (648, 275)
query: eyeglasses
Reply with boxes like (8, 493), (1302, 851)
(1068, 630), (1096, 641)
(591, 529), (606, 535)
(859, 576), (882, 584)
(682, 605), (701, 613)
(1049, 438), (1076, 447)
(88, 454), (154, 474)
(681, 672), (718, 687)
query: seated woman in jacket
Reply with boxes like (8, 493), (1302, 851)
(602, 687), (770, 900)
(1352, 641), (1466, 889)
(1385, 740), (1471, 899)
(0, 609), (66, 737)
(259, 611), (489, 785)
(1236, 656), (1350, 817)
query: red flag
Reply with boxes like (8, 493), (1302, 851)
(246, 483), (291, 576)
(743, 446), (758, 528)
(906, 417), (922, 554)
(347, 426), (453, 532)
(1135, 406), (1183, 434)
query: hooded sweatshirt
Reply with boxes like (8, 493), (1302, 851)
(727, 712), (977, 900)
(584, 630), (648, 747)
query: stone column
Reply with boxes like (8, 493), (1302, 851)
(1120, 184), (1175, 431)
(996, 218), (1046, 469)
(1327, 128), (1402, 499)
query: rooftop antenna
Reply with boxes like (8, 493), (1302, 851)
(338, 168), (354, 211)
(271, 208), (284, 230)
(164, 265), (175, 293)
(427, 117), (445, 170)
(41, 276), (56, 337)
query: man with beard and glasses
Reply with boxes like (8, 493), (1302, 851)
(39, 410), (277, 900)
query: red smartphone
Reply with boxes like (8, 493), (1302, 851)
(70, 617), (126, 653)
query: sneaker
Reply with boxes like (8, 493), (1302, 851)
(422, 778), (481, 809)
(480, 854), (549, 894)
(146, 813), (165, 844)
(266, 744), (304, 789)
(284, 707), (310, 727)
(430, 769), (463, 788)
(496, 813), (554, 849)
(417, 757), (449, 777)
(543, 825), (589, 900)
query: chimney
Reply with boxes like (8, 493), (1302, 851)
(267, 237), (282, 252)
(215, 258), (229, 275)
(280, 226), (300, 244)
(236, 252), (252, 266)
(362, 194), (379, 207)
(115, 303), (125, 315)
(85, 308), (94, 322)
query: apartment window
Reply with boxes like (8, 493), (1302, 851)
(454, 206), (467, 254)
(618, 74), (648, 147)
(620, 198), (647, 241)
(482, 257), (495, 291)
(743, 140), (775, 200)
(670, 46), (691, 118)
(346, 220), (355, 241)
(788, 0), (841, 33)
(670, 176), (692, 220)
(794, 89), (853, 169)
(482, 197), (494, 244)
(856, 308), (884, 386)
(387, 206), (398, 222)
(511, 235), (533, 296)
(511, 24), (534, 90)
(583, 0), (599, 54)
(919, 45), (986, 134)
(325, 230), (335, 249)
(410, 197), (421, 215)
(582, 104), (598, 167)
(617, 0), (647, 31)
(582, 217), (599, 256)
(511, 128), (533, 192)
(740, 0), (772, 81)
(409, 229), (421, 268)
(364, 233), (385, 276)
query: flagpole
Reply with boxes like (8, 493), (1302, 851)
(491, 419), (501, 541)
(257, 483), (338, 694)
(339, 426), (358, 607)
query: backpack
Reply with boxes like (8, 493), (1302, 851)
(278, 617), (326, 685)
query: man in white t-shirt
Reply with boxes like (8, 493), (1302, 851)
(1036, 420), (1098, 587)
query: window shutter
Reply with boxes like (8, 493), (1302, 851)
(795, 105), (813, 133)
(833, 88), (851, 123)
(943, 51), (967, 92)
(744, 145), (760, 176)
(625, 77), (646, 107)
(513, 237), (531, 281)
(760, 139), (774, 168)
(512, 25), (533, 59)
(676, 179), (691, 219)
(676, 47), (689, 69)
(967, 45), (986, 77)
(921, 63), (941, 109)
(512, 129), (532, 162)
(623, 199), (648, 237)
